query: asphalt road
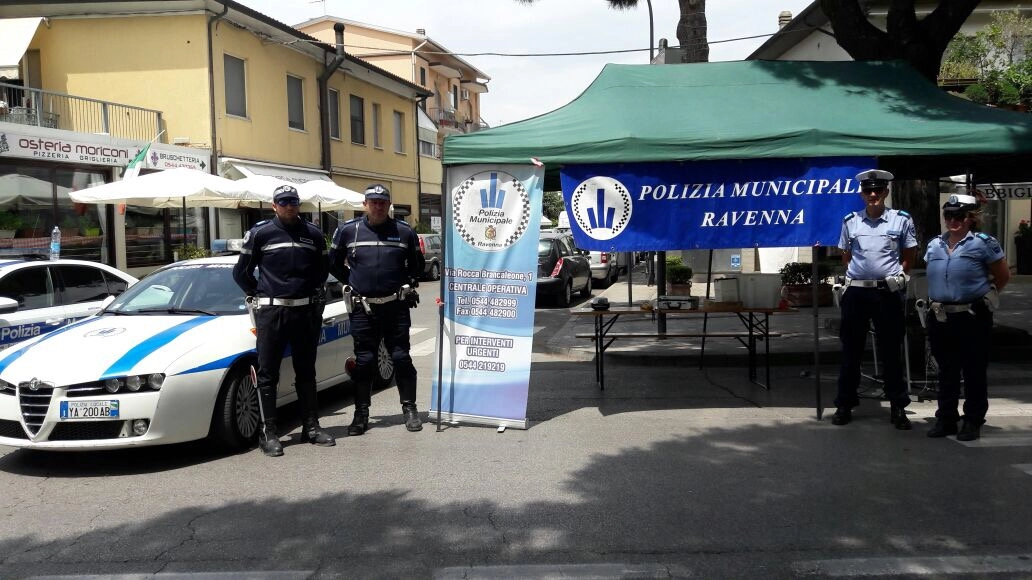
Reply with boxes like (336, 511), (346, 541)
(3, 271), (1032, 579)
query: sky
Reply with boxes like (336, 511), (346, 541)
(237, 0), (814, 127)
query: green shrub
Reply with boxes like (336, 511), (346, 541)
(779, 262), (833, 285)
(667, 264), (693, 284)
(179, 244), (212, 260)
(0, 212), (23, 230)
(964, 83), (990, 104)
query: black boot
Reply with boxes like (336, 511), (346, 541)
(402, 402), (422, 432)
(301, 418), (336, 446)
(927, 418), (958, 438)
(348, 405), (369, 436)
(890, 405), (912, 430)
(957, 417), (983, 441)
(258, 420), (283, 457)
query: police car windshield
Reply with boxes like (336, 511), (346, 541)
(104, 264), (246, 316)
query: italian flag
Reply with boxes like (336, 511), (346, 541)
(123, 143), (151, 179)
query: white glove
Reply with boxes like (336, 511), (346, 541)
(984, 284), (1000, 312)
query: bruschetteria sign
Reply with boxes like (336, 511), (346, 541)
(560, 157), (873, 251)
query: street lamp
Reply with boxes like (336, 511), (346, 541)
(647, 0), (654, 62)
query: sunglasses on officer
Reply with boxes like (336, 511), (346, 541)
(943, 210), (968, 221)
(274, 198), (300, 207)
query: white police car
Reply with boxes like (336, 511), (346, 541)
(0, 249), (393, 451)
(0, 258), (137, 350)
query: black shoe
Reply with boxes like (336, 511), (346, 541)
(301, 419), (336, 446)
(957, 418), (982, 441)
(927, 419), (958, 438)
(258, 422), (283, 457)
(891, 406), (912, 430)
(831, 408), (852, 426)
(402, 402), (423, 432)
(348, 406), (369, 436)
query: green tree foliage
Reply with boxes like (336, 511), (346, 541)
(542, 191), (565, 223)
(941, 10), (1032, 107)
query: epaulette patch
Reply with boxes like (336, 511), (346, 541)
(976, 232), (990, 240)
(898, 210), (911, 217)
(843, 212), (854, 222)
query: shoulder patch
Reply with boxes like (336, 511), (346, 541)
(342, 217), (360, 225)
(897, 210), (911, 217)
(976, 232), (990, 240)
(254, 219), (270, 227)
(843, 212), (854, 222)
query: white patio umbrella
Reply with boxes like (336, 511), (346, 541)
(70, 167), (247, 208)
(232, 176), (364, 211)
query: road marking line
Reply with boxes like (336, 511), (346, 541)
(793, 554), (1032, 577)
(533, 326), (544, 334)
(1014, 464), (1032, 477)
(410, 326), (428, 336)
(410, 337), (436, 356)
(434, 563), (687, 579)
(954, 435), (1032, 447)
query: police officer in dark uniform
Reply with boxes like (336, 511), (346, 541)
(329, 184), (425, 435)
(834, 169), (919, 429)
(233, 185), (334, 457)
(924, 194), (1009, 441)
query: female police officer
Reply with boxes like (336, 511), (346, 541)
(924, 194), (1009, 441)
(329, 184), (425, 435)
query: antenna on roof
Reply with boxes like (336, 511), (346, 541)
(308, 0), (327, 16)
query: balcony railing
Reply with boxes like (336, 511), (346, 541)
(429, 106), (458, 129)
(0, 82), (165, 142)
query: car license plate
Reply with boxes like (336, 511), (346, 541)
(59, 400), (119, 420)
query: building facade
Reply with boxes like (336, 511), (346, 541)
(297, 17), (491, 232)
(0, 0), (429, 276)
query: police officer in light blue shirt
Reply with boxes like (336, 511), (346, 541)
(923, 194), (1009, 441)
(833, 169), (919, 429)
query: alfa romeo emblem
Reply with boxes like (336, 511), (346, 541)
(28, 378), (40, 391)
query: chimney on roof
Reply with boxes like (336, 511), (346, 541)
(416, 28), (426, 36)
(778, 11), (793, 29)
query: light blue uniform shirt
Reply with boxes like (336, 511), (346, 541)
(924, 231), (1004, 303)
(838, 208), (918, 280)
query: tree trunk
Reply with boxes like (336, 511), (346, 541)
(677, 0), (708, 63)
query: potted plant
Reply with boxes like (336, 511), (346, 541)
(0, 212), (23, 238)
(77, 214), (101, 236)
(779, 261), (835, 307)
(665, 255), (693, 296)
(1015, 219), (1032, 274)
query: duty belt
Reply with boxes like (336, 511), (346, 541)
(933, 301), (975, 313)
(847, 279), (888, 289)
(362, 294), (401, 305)
(255, 297), (312, 307)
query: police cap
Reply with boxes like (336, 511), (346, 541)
(273, 185), (300, 203)
(364, 184), (391, 201)
(856, 169), (894, 190)
(942, 194), (979, 213)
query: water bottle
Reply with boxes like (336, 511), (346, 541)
(49, 226), (61, 261)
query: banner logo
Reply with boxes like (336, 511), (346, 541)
(454, 171), (531, 252)
(570, 176), (632, 241)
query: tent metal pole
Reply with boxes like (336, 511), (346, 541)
(626, 252), (633, 304)
(812, 246), (823, 419)
(699, 249), (714, 369)
(656, 250), (666, 332)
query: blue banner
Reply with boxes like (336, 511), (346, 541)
(431, 164), (544, 428)
(560, 157), (874, 251)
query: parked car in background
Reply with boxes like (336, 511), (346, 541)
(585, 249), (620, 287)
(0, 258), (137, 351)
(537, 231), (591, 307)
(418, 233), (442, 281)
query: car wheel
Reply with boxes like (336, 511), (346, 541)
(580, 275), (592, 298)
(557, 280), (573, 307)
(429, 261), (441, 281)
(373, 339), (396, 389)
(210, 363), (261, 452)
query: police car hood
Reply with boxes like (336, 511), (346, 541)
(0, 314), (250, 385)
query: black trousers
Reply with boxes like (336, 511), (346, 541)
(255, 303), (321, 423)
(349, 300), (417, 408)
(836, 286), (909, 410)
(926, 302), (992, 424)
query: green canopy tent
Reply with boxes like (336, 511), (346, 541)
(442, 60), (1032, 419)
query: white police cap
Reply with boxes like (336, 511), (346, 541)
(856, 169), (894, 189)
(943, 194), (979, 211)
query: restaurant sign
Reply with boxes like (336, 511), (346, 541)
(0, 124), (208, 170)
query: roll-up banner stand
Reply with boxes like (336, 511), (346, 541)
(431, 164), (544, 429)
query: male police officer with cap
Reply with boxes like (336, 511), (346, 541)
(329, 183), (425, 435)
(834, 169), (919, 429)
(233, 184), (334, 457)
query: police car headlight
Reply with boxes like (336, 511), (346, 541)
(125, 375), (142, 391)
(147, 374), (164, 390)
(104, 378), (123, 393)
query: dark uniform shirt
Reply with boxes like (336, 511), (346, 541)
(233, 217), (329, 298)
(328, 216), (424, 297)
